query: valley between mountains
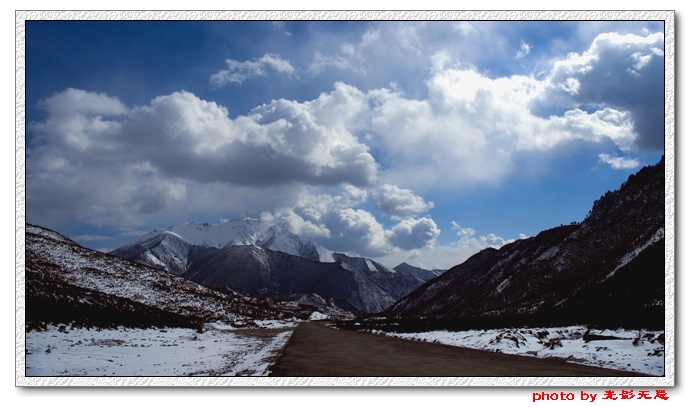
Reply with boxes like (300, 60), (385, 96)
(22, 156), (666, 378)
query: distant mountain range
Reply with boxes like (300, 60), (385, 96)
(25, 224), (286, 330)
(110, 219), (428, 314)
(384, 156), (665, 329)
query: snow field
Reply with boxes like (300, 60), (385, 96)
(369, 326), (665, 376)
(25, 322), (296, 377)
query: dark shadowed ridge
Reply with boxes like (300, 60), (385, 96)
(380, 156), (665, 330)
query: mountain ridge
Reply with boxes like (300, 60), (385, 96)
(384, 156), (665, 329)
(110, 219), (426, 314)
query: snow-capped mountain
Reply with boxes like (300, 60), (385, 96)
(25, 224), (287, 329)
(386, 156), (665, 329)
(111, 219), (335, 275)
(110, 219), (425, 314)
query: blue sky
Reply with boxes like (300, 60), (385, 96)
(24, 19), (666, 269)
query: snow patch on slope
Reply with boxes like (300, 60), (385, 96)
(496, 278), (510, 293)
(606, 227), (665, 280)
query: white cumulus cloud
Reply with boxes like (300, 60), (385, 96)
(30, 85), (377, 189)
(451, 221), (524, 252)
(260, 207), (331, 239)
(364, 64), (638, 191)
(388, 217), (441, 251)
(375, 184), (434, 220)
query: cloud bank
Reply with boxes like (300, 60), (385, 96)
(538, 32), (664, 151)
(260, 186), (440, 257)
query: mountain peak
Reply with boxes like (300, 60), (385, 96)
(118, 219), (335, 264)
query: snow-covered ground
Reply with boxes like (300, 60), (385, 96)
(308, 311), (331, 321)
(367, 326), (665, 376)
(25, 321), (297, 376)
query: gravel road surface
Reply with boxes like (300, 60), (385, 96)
(269, 322), (648, 377)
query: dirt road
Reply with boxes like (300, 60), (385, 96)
(268, 322), (648, 377)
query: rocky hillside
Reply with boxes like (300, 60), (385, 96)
(25, 224), (288, 330)
(386, 156), (665, 329)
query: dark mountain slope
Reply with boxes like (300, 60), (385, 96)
(386, 157), (665, 329)
(180, 245), (423, 314)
